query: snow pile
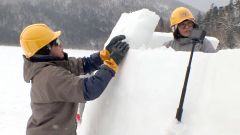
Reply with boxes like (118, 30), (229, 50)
(78, 48), (240, 135)
(77, 9), (240, 135)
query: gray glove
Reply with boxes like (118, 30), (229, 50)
(110, 41), (129, 65)
(106, 35), (126, 53)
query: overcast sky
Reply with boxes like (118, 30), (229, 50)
(180, 0), (230, 12)
(2, 0), (231, 12)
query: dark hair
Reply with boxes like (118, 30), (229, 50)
(34, 38), (58, 55)
(48, 39), (58, 46)
(35, 45), (51, 55)
(173, 23), (199, 40)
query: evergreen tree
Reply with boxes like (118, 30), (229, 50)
(196, 11), (203, 28)
(201, 0), (240, 49)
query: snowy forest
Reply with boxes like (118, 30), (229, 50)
(0, 0), (193, 49)
(0, 0), (239, 50)
(196, 0), (240, 49)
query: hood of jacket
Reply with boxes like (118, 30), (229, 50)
(23, 56), (54, 83)
(23, 53), (69, 83)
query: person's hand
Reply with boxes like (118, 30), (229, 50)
(110, 41), (129, 65)
(103, 41), (129, 73)
(106, 35), (126, 54)
(100, 35), (126, 61)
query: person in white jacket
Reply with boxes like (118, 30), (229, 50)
(163, 7), (217, 53)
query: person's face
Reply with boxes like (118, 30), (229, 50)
(178, 20), (194, 37)
(50, 39), (64, 59)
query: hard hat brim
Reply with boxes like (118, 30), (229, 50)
(53, 31), (61, 40)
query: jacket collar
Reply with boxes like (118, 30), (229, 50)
(176, 38), (193, 46)
(23, 53), (69, 83)
(29, 53), (68, 62)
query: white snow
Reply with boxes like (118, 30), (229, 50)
(104, 9), (160, 49)
(78, 48), (240, 135)
(0, 46), (91, 135)
(1, 9), (240, 135)
(78, 9), (239, 135)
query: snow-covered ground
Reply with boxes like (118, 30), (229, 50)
(1, 46), (240, 135)
(0, 46), (91, 135)
(1, 9), (240, 135)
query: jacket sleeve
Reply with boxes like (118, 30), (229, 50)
(82, 65), (115, 101)
(162, 40), (172, 48)
(67, 57), (85, 76)
(31, 64), (114, 103)
(67, 52), (103, 76)
(32, 65), (86, 103)
(82, 52), (103, 74)
(202, 38), (217, 53)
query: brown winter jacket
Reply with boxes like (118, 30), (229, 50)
(23, 53), (115, 135)
(24, 55), (87, 135)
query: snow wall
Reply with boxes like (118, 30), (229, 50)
(78, 9), (240, 135)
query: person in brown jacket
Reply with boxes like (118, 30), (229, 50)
(20, 23), (129, 135)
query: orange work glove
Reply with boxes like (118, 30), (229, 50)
(104, 59), (118, 73)
(100, 49), (110, 61)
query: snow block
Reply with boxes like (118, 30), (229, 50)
(104, 9), (160, 49)
(78, 49), (240, 135)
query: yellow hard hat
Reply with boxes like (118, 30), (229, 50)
(20, 23), (61, 58)
(170, 7), (195, 27)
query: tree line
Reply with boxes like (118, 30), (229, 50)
(0, 0), (178, 49)
(197, 0), (240, 49)
(3, 0), (237, 50)
(0, 0), (199, 50)
(0, 0), (114, 49)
